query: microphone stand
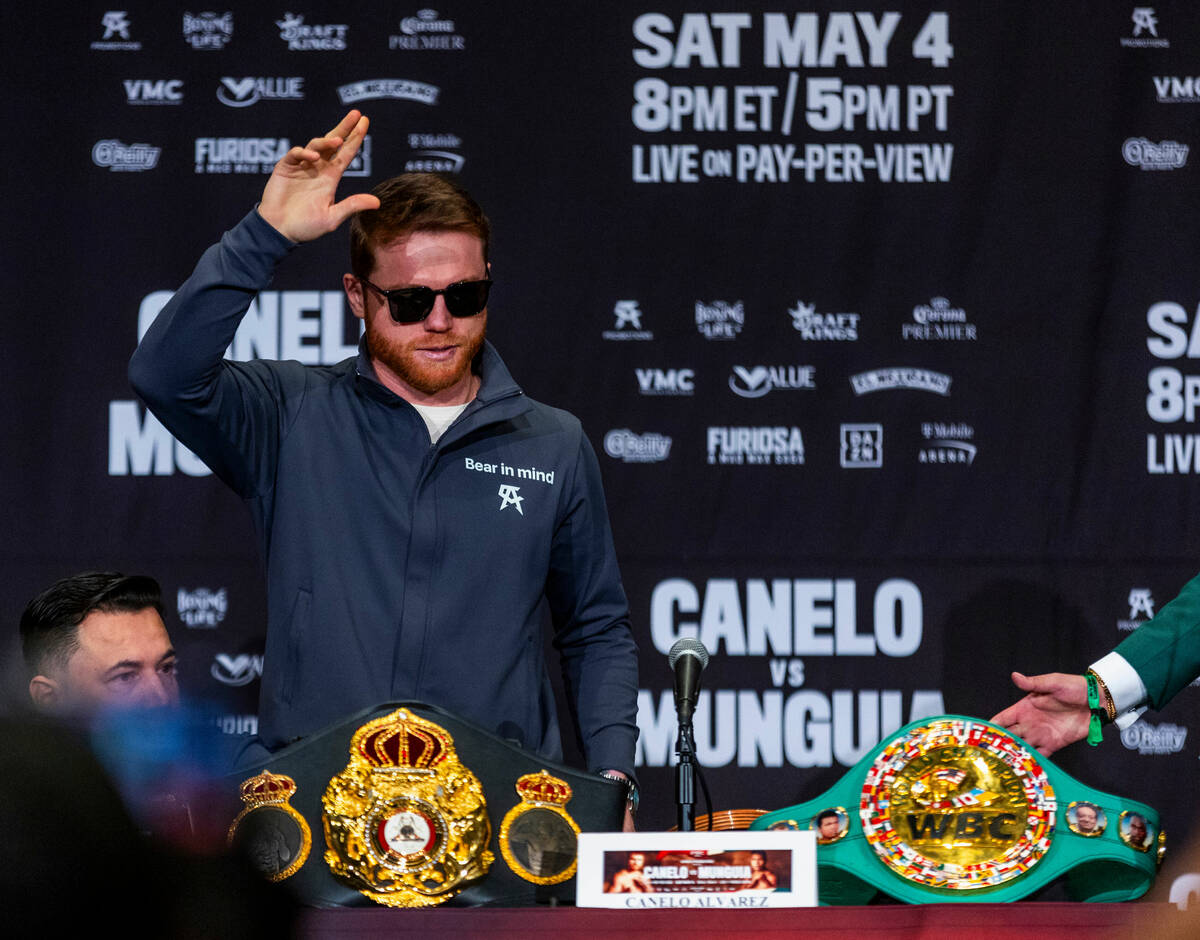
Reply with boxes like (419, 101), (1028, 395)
(668, 637), (708, 832)
(675, 719), (696, 831)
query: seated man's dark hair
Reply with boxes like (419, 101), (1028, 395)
(20, 572), (163, 677)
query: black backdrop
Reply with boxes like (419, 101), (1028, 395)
(4, 1), (1200, 896)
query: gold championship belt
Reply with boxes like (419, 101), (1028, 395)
(227, 770), (312, 882)
(218, 702), (627, 907)
(321, 708), (493, 907)
(499, 770), (581, 885)
(859, 718), (1054, 890)
(752, 716), (1162, 903)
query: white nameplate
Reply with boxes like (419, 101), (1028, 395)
(576, 830), (816, 908)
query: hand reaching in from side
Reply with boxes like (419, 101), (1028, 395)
(990, 671), (1094, 756)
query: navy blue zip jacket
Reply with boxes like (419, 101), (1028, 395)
(129, 209), (639, 775)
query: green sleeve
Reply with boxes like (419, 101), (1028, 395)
(1113, 571), (1200, 709)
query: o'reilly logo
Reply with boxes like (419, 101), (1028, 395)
(604, 429), (672, 463)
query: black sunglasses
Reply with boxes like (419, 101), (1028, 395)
(359, 275), (492, 324)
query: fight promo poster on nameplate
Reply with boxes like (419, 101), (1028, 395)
(3, 1), (1199, 898)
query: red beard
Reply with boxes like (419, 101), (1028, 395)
(364, 318), (486, 397)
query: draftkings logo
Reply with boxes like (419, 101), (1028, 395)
(1118, 588), (1155, 632)
(1121, 722), (1186, 755)
(194, 137), (290, 174)
(1123, 138), (1189, 170)
(841, 424), (882, 468)
(851, 368), (951, 396)
(276, 13), (348, 50)
(603, 300), (653, 340)
(390, 9), (465, 50)
(707, 427), (804, 465)
(604, 429), (672, 463)
(92, 140), (161, 172)
(177, 587), (228, 629)
(92, 12), (142, 50)
(217, 77), (305, 108)
(918, 422), (975, 465)
(728, 365), (815, 398)
(183, 12), (233, 50)
(1121, 8), (1168, 48)
(211, 653), (263, 687)
(695, 301), (744, 340)
(788, 301), (859, 341)
(338, 79), (440, 105)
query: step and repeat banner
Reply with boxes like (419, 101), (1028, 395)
(4, 1), (1200, 893)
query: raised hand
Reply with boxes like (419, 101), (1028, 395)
(990, 671), (1093, 756)
(258, 110), (381, 243)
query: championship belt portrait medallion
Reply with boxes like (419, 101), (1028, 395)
(499, 770), (581, 885)
(860, 718), (1055, 891)
(322, 708), (493, 907)
(227, 770), (312, 882)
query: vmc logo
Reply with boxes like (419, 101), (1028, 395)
(637, 368), (694, 395)
(124, 80), (183, 105)
(1154, 76), (1200, 103)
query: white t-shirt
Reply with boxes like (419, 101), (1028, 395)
(410, 401), (469, 444)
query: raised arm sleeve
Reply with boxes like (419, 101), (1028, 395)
(128, 209), (302, 497)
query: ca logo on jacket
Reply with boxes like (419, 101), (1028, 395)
(498, 484), (524, 515)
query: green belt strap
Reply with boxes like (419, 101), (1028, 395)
(750, 715), (1163, 904)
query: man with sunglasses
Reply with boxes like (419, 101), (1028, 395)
(130, 112), (640, 826)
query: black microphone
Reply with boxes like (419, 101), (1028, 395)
(669, 637), (710, 726)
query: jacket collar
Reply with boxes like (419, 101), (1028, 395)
(354, 338), (525, 413)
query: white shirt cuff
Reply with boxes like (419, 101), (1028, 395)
(1090, 651), (1148, 728)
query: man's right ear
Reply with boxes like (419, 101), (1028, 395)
(28, 675), (61, 709)
(343, 273), (366, 320)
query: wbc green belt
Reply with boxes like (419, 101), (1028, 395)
(749, 715), (1163, 904)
